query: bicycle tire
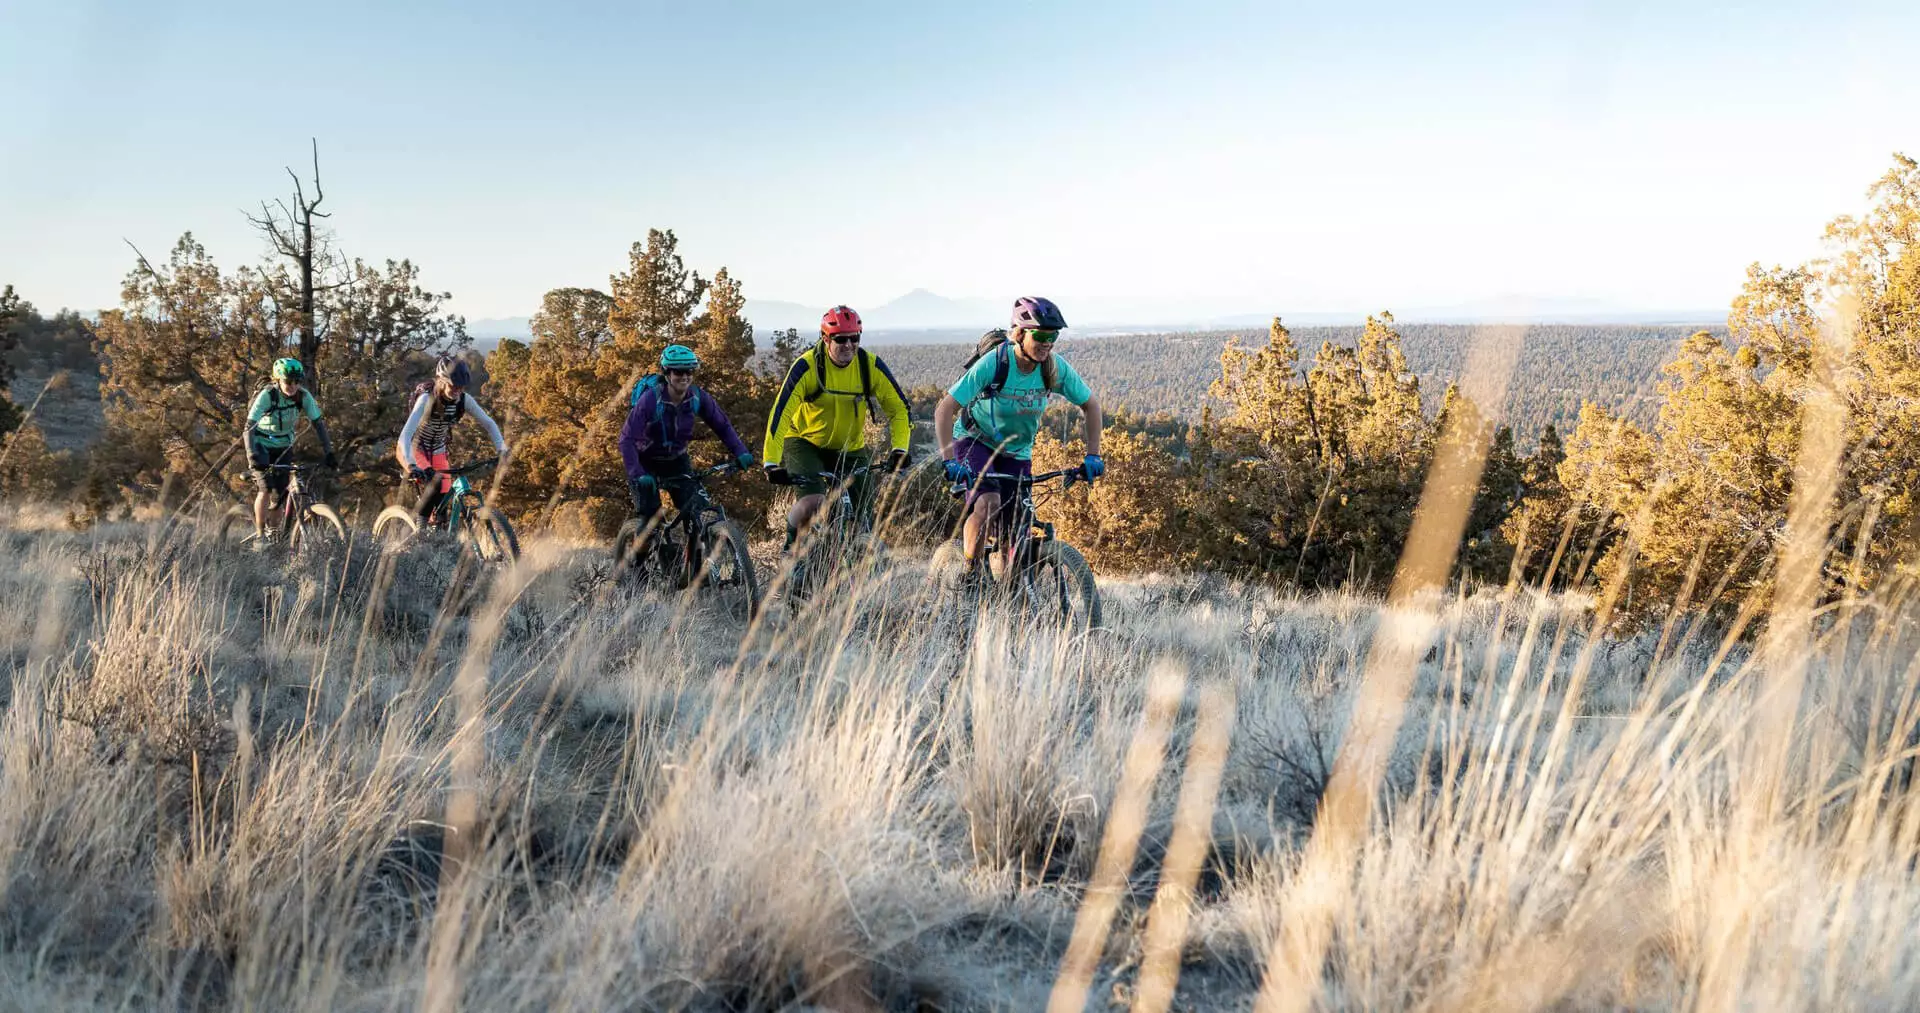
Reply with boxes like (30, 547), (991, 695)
(465, 506), (520, 563)
(612, 518), (646, 579)
(1024, 540), (1102, 632)
(215, 505), (253, 545)
(372, 505), (421, 550)
(294, 502), (348, 550)
(698, 519), (760, 619)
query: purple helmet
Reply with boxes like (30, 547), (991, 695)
(1011, 296), (1067, 331)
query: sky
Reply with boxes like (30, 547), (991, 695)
(3, 0), (1917, 325)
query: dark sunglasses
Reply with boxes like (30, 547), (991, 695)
(665, 368), (695, 377)
(1023, 328), (1061, 345)
(828, 334), (861, 346)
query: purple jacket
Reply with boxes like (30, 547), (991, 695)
(618, 385), (752, 480)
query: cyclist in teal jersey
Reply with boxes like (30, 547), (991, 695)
(933, 297), (1104, 576)
(242, 357), (336, 540)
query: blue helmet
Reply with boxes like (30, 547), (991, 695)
(661, 344), (700, 370)
(1011, 296), (1067, 331)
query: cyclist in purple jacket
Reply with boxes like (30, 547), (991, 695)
(619, 345), (756, 545)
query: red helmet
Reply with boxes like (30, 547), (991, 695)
(820, 305), (863, 337)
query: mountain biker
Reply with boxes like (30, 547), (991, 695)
(243, 357), (336, 541)
(394, 355), (509, 525)
(762, 305), (912, 557)
(619, 344), (756, 547)
(933, 296), (1104, 578)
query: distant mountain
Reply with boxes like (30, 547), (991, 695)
(867, 289), (1005, 329)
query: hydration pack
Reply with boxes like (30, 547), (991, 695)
(802, 343), (878, 419)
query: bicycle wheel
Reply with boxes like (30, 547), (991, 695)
(215, 505), (254, 546)
(372, 505), (421, 550)
(293, 503), (347, 551)
(463, 505), (520, 563)
(696, 519), (759, 619)
(1021, 540), (1102, 632)
(612, 518), (647, 579)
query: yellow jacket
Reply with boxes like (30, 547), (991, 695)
(762, 343), (912, 460)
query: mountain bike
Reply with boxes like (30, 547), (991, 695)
(371, 458), (519, 563)
(217, 462), (346, 551)
(612, 462), (759, 619)
(930, 467), (1102, 632)
(776, 463), (891, 607)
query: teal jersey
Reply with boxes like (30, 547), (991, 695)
(246, 386), (321, 449)
(947, 350), (1092, 460)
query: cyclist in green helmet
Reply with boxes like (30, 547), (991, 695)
(243, 357), (336, 541)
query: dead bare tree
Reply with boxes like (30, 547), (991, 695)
(246, 138), (334, 387)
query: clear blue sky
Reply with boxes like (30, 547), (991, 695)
(3, 0), (1916, 324)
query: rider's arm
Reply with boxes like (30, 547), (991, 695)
(463, 394), (508, 455)
(242, 388), (270, 449)
(1080, 397), (1104, 457)
(933, 395), (962, 460)
(302, 391), (334, 456)
(762, 358), (812, 463)
(1054, 359), (1101, 456)
(619, 391), (657, 480)
(870, 355), (913, 453)
(396, 394), (430, 470)
(697, 395), (752, 460)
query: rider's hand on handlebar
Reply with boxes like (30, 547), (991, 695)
(942, 458), (973, 485)
(409, 466), (433, 484)
(764, 463), (792, 486)
(323, 452), (338, 470)
(886, 448), (910, 475)
(734, 452), (756, 473)
(1082, 454), (1106, 482)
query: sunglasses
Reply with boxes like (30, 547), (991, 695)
(1022, 329), (1061, 345)
(666, 368), (695, 377)
(828, 334), (861, 346)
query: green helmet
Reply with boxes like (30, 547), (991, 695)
(660, 344), (699, 371)
(271, 357), (305, 382)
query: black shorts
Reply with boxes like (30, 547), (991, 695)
(249, 442), (292, 493)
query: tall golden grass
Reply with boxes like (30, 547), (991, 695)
(2, 342), (1918, 1013)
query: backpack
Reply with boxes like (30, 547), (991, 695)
(254, 384), (317, 432)
(962, 329), (1060, 399)
(630, 373), (702, 416)
(629, 373), (703, 449)
(802, 343), (878, 419)
(958, 330), (1057, 438)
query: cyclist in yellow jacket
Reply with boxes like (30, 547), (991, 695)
(762, 305), (912, 554)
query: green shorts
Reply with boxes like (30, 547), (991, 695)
(781, 438), (873, 503)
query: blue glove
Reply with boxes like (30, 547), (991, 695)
(628, 475), (657, 512)
(943, 458), (973, 484)
(734, 452), (756, 473)
(1082, 454), (1106, 481)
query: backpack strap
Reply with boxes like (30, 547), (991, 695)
(804, 344), (827, 402)
(858, 349), (877, 419)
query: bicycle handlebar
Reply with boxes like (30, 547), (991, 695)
(950, 465), (1090, 496)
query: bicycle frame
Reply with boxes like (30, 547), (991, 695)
(649, 463), (736, 579)
(961, 467), (1082, 567)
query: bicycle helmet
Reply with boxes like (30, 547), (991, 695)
(661, 344), (700, 370)
(271, 357), (305, 382)
(820, 305), (863, 337)
(435, 354), (472, 387)
(1010, 296), (1067, 331)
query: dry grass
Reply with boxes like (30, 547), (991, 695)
(0, 497), (1917, 1012)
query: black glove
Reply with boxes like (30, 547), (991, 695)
(764, 464), (792, 486)
(409, 466), (432, 484)
(323, 452), (338, 470)
(887, 448), (910, 474)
